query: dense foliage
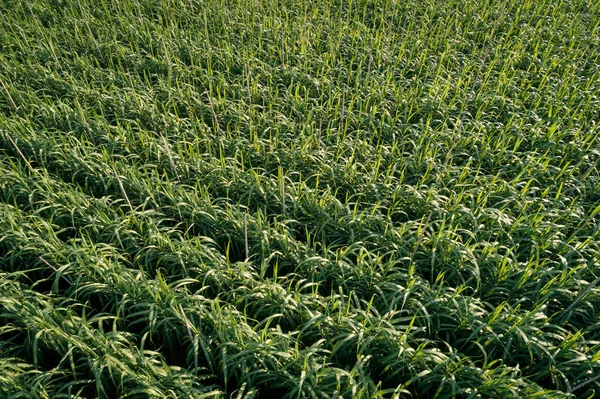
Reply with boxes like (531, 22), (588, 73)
(1, 0), (599, 397)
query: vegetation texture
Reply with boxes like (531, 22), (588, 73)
(1, 0), (600, 397)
